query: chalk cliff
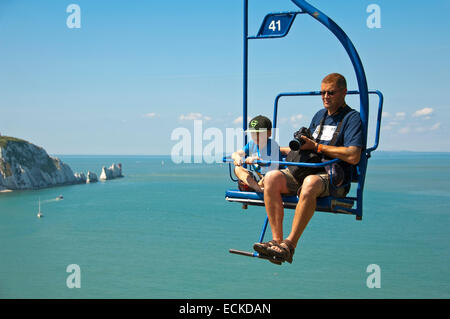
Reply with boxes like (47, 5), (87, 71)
(0, 136), (119, 191)
(0, 136), (81, 190)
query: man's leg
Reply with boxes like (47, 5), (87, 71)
(286, 175), (325, 248)
(263, 170), (290, 243)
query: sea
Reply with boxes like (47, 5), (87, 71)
(0, 152), (449, 299)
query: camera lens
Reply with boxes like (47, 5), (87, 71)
(289, 139), (301, 151)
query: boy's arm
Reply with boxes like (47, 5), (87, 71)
(231, 150), (246, 166)
(245, 154), (260, 164)
(280, 147), (291, 155)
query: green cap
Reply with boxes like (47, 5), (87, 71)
(247, 115), (272, 132)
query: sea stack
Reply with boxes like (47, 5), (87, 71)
(99, 163), (123, 181)
(86, 171), (98, 183)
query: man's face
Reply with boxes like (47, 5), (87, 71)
(321, 82), (347, 114)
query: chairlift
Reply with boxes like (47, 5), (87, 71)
(223, 0), (384, 261)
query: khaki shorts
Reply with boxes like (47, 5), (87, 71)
(280, 168), (347, 198)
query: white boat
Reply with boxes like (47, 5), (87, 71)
(37, 198), (43, 218)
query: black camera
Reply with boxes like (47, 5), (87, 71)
(289, 127), (313, 151)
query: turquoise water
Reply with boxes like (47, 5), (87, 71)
(0, 152), (449, 298)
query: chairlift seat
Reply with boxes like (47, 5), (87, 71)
(225, 190), (356, 214)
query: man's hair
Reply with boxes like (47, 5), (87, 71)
(322, 73), (347, 89)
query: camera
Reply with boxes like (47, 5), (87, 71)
(289, 127), (313, 151)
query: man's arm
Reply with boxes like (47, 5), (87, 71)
(300, 136), (362, 165)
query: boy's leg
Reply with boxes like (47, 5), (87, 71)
(234, 166), (263, 192)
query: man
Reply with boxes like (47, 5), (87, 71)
(254, 73), (363, 264)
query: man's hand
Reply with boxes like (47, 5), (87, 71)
(300, 135), (362, 165)
(300, 135), (318, 151)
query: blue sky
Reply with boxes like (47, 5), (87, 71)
(0, 0), (449, 155)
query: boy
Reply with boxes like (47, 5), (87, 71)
(231, 115), (283, 192)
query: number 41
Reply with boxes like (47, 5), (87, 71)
(268, 20), (281, 32)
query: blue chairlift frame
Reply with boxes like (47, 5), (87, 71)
(224, 0), (384, 260)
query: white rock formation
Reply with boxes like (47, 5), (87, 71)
(99, 163), (123, 180)
(0, 136), (124, 191)
(86, 171), (98, 183)
(74, 172), (87, 183)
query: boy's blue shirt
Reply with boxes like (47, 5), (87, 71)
(243, 139), (282, 175)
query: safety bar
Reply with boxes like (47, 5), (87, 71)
(223, 156), (340, 168)
(224, 155), (349, 192)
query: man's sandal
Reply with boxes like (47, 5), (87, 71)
(267, 239), (295, 264)
(253, 240), (278, 256)
(253, 240), (283, 265)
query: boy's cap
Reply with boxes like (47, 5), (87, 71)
(247, 115), (272, 132)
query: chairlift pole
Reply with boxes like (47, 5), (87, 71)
(243, 0), (249, 146)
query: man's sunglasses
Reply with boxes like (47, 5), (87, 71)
(320, 90), (338, 96)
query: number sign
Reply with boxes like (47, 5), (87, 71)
(257, 13), (296, 38)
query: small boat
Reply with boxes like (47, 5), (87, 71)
(37, 198), (43, 218)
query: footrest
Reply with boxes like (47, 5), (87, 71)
(229, 249), (281, 264)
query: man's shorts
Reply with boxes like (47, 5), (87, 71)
(280, 168), (347, 198)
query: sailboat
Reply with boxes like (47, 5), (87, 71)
(37, 198), (43, 218)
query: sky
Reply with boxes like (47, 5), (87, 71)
(0, 0), (449, 155)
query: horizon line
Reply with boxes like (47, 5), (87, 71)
(50, 150), (450, 156)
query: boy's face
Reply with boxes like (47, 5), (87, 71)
(251, 130), (271, 148)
